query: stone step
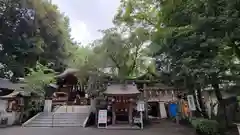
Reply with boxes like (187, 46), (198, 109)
(25, 113), (88, 127)
(40, 113), (86, 115)
(36, 117), (87, 120)
(38, 114), (87, 117)
(24, 105), (91, 127)
(30, 121), (83, 124)
(31, 119), (84, 122)
(38, 115), (87, 118)
(25, 123), (83, 127)
(30, 120), (84, 123)
(34, 117), (86, 120)
(52, 113), (88, 115)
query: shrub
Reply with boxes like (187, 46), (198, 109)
(190, 118), (220, 135)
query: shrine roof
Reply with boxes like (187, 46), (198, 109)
(0, 78), (26, 91)
(104, 84), (140, 95)
(55, 68), (79, 78)
(48, 83), (59, 89)
(0, 91), (28, 99)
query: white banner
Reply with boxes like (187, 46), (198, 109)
(187, 95), (196, 111)
(137, 101), (145, 112)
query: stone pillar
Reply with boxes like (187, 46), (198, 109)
(90, 98), (96, 113)
(44, 100), (52, 112)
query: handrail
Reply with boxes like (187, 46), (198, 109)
(52, 112), (55, 128)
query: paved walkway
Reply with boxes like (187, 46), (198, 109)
(1, 120), (196, 135)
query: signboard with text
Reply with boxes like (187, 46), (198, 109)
(98, 110), (107, 128)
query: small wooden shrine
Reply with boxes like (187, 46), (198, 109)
(103, 84), (140, 125)
(51, 68), (89, 105)
(0, 91), (27, 113)
(0, 78), (27, 112)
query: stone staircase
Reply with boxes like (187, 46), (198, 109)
(23, 106), (90, 127)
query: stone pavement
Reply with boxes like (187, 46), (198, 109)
(0, 120), (197, 135)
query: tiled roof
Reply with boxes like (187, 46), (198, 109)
(0, 91), (28, 99)
(104, 84), (140, 95)
(0, 78), (26, 90)
(55, 68), (79, 78)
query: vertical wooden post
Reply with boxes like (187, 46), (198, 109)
(129, 103), (133, 124)
(143, 84), (148, 120)
(112, 105), (116, 125)
(65, 103), (67, 112)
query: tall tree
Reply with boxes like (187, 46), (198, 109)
(0, 0), (76, 78)
(95, 27), (153, 80)
(115, 0), (240, 119)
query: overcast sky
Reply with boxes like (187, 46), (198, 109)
(51, 0), (120, 45)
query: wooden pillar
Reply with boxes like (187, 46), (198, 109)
(143, 84), (148, 120)
(112, 104), (116, 125)
(129, 103), (133, 124)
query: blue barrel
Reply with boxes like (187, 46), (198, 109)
(169, 103), (177, 117)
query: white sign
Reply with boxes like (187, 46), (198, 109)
(137, 101), (145, 111)
(134, 117), (141, 123)
(187, 95), (196, 111)
(98, 110), (107, 124)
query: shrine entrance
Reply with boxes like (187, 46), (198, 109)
(114, 96), (131, 124)
(104, 84), (140, 126)
(148, 101), (160, 119)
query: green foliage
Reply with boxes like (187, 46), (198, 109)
(25, 64), (55, 98)
(92, 27), (154, 79)
(0, 0), (76, 78)
(190, 118), (220, 135)
(114, 0), (240, 125)
(116, 0), (240, 92)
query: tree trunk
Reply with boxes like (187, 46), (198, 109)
(211, 75), (228, 128)
(196, 87), (208, 118)
(211, 75), (223, 102)
(186, 75), (206, 117)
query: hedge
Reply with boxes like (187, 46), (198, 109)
(190, 118), (220, 135)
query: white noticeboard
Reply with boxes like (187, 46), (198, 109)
(187, 95), (196, 111)
(98, 110), (107, 128)
(137, 101), (145, 112)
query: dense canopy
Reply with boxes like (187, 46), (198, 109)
(1, 0), (240, 127)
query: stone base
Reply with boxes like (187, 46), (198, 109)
(106, 124), (141, 130)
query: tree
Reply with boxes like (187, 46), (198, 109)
(95, 27), (153, 80)
(0, 0), (76, 78)
(115, 0), (240, 120)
